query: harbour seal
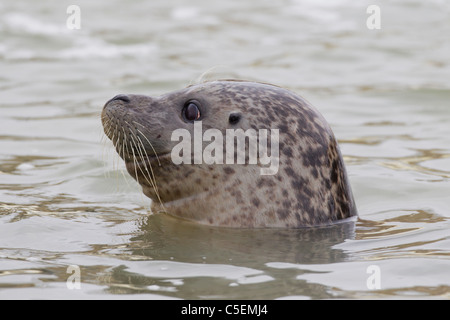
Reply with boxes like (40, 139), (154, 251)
(101, 80), (357, 228)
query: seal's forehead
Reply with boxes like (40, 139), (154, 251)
(177, 81), (241, 104)
(179, 80), (313, 117)
(183, 80), (281, 98)
(184, 80), (234, 93)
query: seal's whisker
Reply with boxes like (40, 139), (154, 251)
(119, 127), (133, 188)
(128, 132), (161, 211)
(110, 124), (123, 192)
(127, 139), (151, 210)
(136, 135), (165, 210)
(115, 128), (128, 186)
(100, 122), (111, 179)
(125, 121), (161, 185)
(127, 128), (164, 209)
(101, 142), (113, 181)
(128, 134), (141, 187)
(108, 123), (120, 183)
(101, 121), (132, 194)
(129, 134), (151, 184)
(133, 123), (162, 166)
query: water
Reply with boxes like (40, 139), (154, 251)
(1, 0), (450, 299)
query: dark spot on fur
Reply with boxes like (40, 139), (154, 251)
(173, 188), (181, 198)
(277, 208), (290, 220)
(278, 123), (289, 133)
(284, 167), (296, 177)
(331, 159), (339, 183)
(324, 177), (332, 189)
(303, 146), (324, 168)
(184, 169), (195, 178)
(257, 177), (276, 188)
(328, 197), (335, 216)
(252, 197), (261, 208)
(224, 167), (235, 175)
(311, 167), (319, 179)
(283, 146), (293, 158)
(232, 190), (244, 204)
(290, 178), (304, 190)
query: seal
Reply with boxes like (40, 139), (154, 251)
(101, 80), (357, 228)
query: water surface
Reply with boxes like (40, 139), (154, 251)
(1, 0), (450, 299)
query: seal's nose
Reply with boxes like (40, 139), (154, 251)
(109, 94), (130, 103)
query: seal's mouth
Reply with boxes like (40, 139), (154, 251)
(108, 133), (170, 165)
(123, 151), (171, 166)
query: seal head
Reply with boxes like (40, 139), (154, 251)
(101, 80), (357, 228)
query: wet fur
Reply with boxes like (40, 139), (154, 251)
(101, 80), (357, 228)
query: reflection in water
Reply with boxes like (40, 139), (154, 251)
(340, 134), (419, 146)
(355, 210), (450, 262)
(379, 149), (450, 180)
(130, 214), (356, 265)
(92, 214), (356, 298)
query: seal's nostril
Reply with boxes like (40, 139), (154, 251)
(111, 94), (130, 103)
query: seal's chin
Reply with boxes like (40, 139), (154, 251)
(123, 156), (161, 191)
(122, 151), (171, 167)
(123, 152), (175, 204)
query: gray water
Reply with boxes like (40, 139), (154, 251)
(1, 0), (450, 299)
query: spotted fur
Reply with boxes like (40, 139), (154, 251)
(101, 80), (357, 228)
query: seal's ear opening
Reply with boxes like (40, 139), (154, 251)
(228, 112), (241, 125)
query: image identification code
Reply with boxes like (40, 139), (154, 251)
(181, 304), (268, 317)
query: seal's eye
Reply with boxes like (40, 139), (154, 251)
(229, 113), (241, 125)
(183, 102), (201, 122)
